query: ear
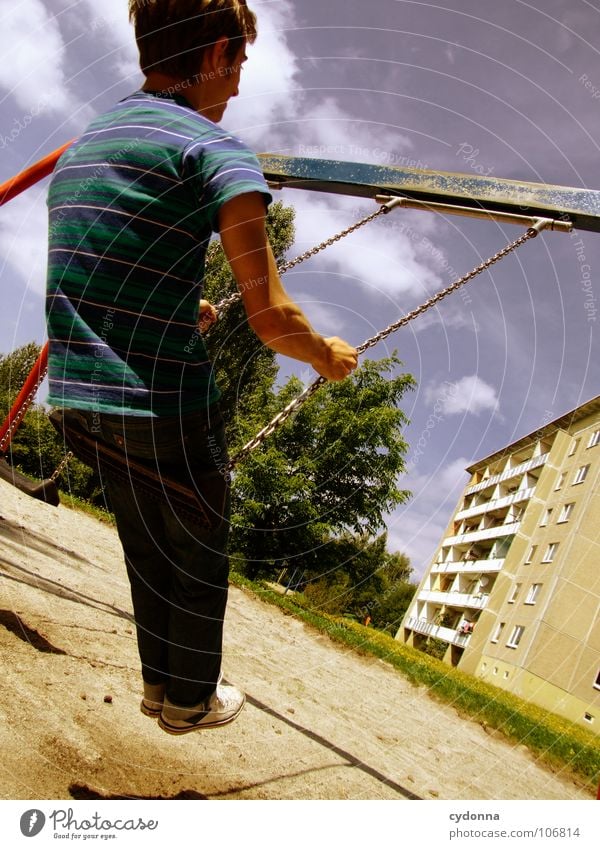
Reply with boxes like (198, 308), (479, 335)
(202, 36), (230, 72)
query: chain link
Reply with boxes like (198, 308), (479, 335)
(276, 204), (391, 274)
(224, 225), (540, 473)
(0, 381), (46, 454)
(210, 202), (392, 319)
(356, 227), (537, 355)
(50, 451), (73, 482)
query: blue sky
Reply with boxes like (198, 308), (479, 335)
(1, 0), (599, 577)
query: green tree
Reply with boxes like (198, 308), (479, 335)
(300, 532), (415, 625)
(0, 343), (98, 501)
(230, 354), (416, 580)
(369, 580), (416, 634)
(0, 341), (42, 412)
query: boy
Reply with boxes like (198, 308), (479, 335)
(46, 0), (357, 734)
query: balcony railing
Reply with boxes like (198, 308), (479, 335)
(456, 487), (535, 521)
(418, 589), (489, 609)
(465, 453), (548, 495)
(443, 522), (520, 546)
(405, 616), (471, 648)
(430, 558), (504, 574)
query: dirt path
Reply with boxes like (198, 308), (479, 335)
(0, 478), (592, 800)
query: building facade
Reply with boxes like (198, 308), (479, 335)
(398, 397), (600, 733)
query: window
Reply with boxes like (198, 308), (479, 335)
(568, 438), (580, 456)
(525, 545), (537, 564)
(554, 472), (566, 491)
(542, 542), (558, 563)
(490, 622), (505, 643)
(583, 713), (594, 724)
(540, 508), (553, 527)
(588, 429), (600, 448)
(508, 583), (521, 604)
(557, 502), (574, 523)
(572, 464), (590, 485)
(525, 583), (542, 605)
(594, 670), (600, 691)
(506, 625), (525, 648)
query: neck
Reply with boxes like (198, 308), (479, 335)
(142, 72), (199, 107)
(141, 72), (224, 122)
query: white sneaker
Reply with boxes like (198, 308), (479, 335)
(158, 682), (245, 734)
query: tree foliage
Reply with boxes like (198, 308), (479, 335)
(230, 355), (415, 570)
(300, 531), (416, 629)
(0, 341), (42, 411)
(0, 344), (100, 502)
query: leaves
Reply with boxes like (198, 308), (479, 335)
(1, 343), (101, 502)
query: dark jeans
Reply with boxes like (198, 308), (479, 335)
(71, 406), (231, 707)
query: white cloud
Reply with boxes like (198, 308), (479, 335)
(0, 0), (72, 115)
(290, 294), (348, 336)
(0, 185), (48, 300)
(285, 96), (414, 164)
(78, 0), (140, 82)
(286, 193), (442, 304)
(225, 1), (414, 172)
(222, 0), (301, 141)
(387, 456), (470, 578)
(425, 374), (500, 417)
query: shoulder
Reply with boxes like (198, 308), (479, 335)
(183, 122), (257, 162)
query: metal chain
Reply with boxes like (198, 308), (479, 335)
(224, 225), (540, 473)
(355, 226), (537, 355)
(210, 201), (394, 318)
(50, 451), (73, 482)
(277, 203), (392, 274)
(0, 381), (46, 454)
(1, 206), (539, 483)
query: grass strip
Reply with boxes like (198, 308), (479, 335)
(58, 489), (116, 525)
(230, 572), (600, 792)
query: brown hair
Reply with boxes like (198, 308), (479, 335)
(128, 1), (258, 78)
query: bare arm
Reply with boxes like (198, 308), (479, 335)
(218, 193), (358, 381)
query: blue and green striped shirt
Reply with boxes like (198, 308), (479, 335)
(46, 90), (271, 416)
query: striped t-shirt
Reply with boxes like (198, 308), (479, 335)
(46, 90), (272, 416)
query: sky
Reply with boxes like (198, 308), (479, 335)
(1, 0), (599, 579)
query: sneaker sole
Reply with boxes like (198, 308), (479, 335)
(140, 699), (163, 718)
(157, 695), (245, 735)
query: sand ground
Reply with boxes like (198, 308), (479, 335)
(0, 477), (592, 800)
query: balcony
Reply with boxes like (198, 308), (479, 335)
(405, 616), (471, 648)
(431, 558), (504, 574)
(465, 453), (548, 495)
(456, 487), (535, 521)
(418, 589), (489, 610)
(443, 522), (520, 546)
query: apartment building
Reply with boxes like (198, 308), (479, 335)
(398, 396), (600, 732)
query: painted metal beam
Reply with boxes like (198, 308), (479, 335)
(258, 154), (600, 233)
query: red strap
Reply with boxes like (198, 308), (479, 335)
(0, 343), (48, 453)
(0, 140), (74, 206)
(0, 142), (75, 449)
